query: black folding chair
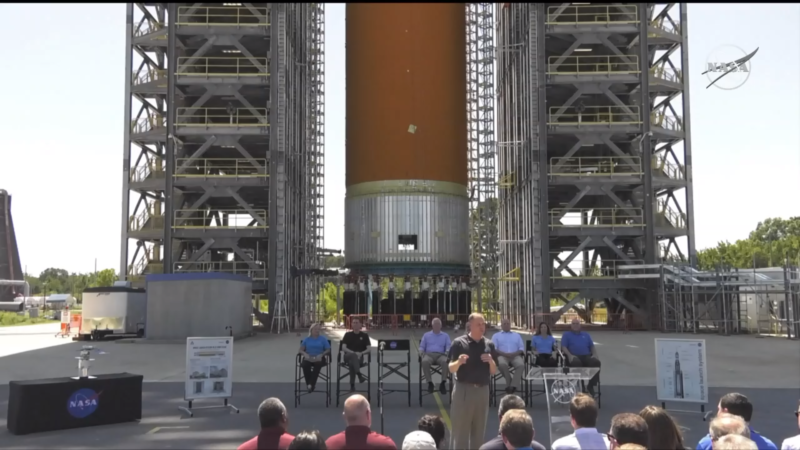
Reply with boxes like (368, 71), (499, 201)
(336, 341), (372, 406)
(418, 354), (452, 406)
(294, 339), (331, 407)
(524, 339), (564, 405)
(490, 357), (526, 407)
(376, 339), (411, 407)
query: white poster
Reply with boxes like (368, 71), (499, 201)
(184, 337), (234, 401)
(655, 338), (709, 404)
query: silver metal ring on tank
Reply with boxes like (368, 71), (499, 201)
(344, 180), (470, 275)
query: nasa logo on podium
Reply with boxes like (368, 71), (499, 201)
(389, 341), (397, 350)
(550, 380), (578, 405)
(67, 388), (100, 419)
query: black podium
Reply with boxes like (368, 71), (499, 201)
(7, 373), (143, 435)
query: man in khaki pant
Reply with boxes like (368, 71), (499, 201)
(419, 318), (452, 395)
(492, 318), (526, 394)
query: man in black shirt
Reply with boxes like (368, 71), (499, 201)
(479, 394), (547, 450)
(341, 318), (371, 391)
(448, 313), (497, 449)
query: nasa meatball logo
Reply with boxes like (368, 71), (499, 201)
(67, 388), (100, 419)
(389, 341), (397, 350)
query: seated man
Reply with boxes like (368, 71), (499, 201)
(561, 318), (601, 396)
(238, 398), (294, 450)
(696, 393), (777, 450)
(480, 394), (546, 450)
(326, 394), (397, 450)
(402, 431), (437, 450)
(342, 318), (371, 392)
(493, 318), (526, 394)
(780, 401), (800, 450)
(609, 413), (649, 449)
(552, 393), (609, 450)
(419, 318), (452, 394)
(299, 323), (331, 392)
(499, 409), (536, 450)
(417, 414), (447, 449)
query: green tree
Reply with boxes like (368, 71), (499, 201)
(93, 269), (118, 288)
(696, 217), (800, 270)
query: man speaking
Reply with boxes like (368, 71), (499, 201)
(448, 313), (496, 449)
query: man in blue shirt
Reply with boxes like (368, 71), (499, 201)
(493, 318), (526, 394)
(419, 317), (452, 394)
(560, 318), (601, 397)
(299, 323), (331, 392)
(695, 393), (777, 450)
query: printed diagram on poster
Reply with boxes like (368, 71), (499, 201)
(655, 338), (708, 403)
(184, 337), (234, 401)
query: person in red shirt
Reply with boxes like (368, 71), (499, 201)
(325, 394), (397, 450)
(238, 398), (295, 450)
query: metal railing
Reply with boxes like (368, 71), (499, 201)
(131, 161), (166, 183)
(657, 199), (686, 229)
(549, 208), (644, 227)
(652, 155), (685, 180)
(173, 209), (268, 229)
(134, 20), (163, 38)
(548, 106), (641, 126)
(129, 247), (164, 277)
(175, 107), (268, 127)
(498, 172), (516, 188)
(651, 112), (683, 132)
(131, 115), (165, 134)
(174, 158), (267, 178)
(546, 5), (638, 25)
(651, 65), (682, 84)
(549, 156), (642, 177)
(176, 57), (268, 77)
(176, 6), (268, 27)
(547, 55), (640, 75)
(651, 17), (680, 35)
(129, 208), (164, 232)
(133, 68), (166, 86)
(173, 261), (267, 281)
(551, 259), (645, 279)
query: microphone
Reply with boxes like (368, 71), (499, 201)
(379, 341), (386, 351)
(485, 345), (491, 354)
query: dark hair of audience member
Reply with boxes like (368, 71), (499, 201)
(610, 413), (649, 447)
(498, 394), (527, 418)
(288, 430), (326, 450)
(534, 322), (552, 336)
(719, 392), (753, 422)
(639, 405), (685, 450)
(500, 409), (534, 449)
(418, 414), (446, 448)
(569, 393), (598, 428)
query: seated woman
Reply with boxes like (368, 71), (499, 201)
(299, 323), (331, 392)
(531, 322), (559, 367)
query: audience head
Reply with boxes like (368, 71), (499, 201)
(618, 445), (646, 450)
(501, 318), (511, 332)
(498, 394), (527, 421)
(288, 430), (326, 449)
(638, 405), (685, 450)
(569, 393), (598, 429)
(714, 434), (757, 450)
(709, 412), (749, 444)
(257, 397), (287, 430)
(431, 317), (442, 332)
(309, 323), (321, 338)
(609, 413), (649, 449)
(467, 313), (486, 337)
(402, 430), (437, 450)
(570, 317), (582, 332)
(343, 394), (371, 427)
(351, 318), (362, 332)
(718, 392), (753, 422)
(417, 414), (446, 449)
(535, 322), (552, 336)
(500, 409), (534, 450)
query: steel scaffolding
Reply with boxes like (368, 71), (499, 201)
(120, 3), (324, 328)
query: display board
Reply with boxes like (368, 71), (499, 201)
(184, 337), (234, 401)
(655, 338), (708, 404)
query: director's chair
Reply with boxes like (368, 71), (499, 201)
(376, 339), (411, 407)
(524, 339), (564, 405)
(490, 356), (526, 407)
(336, 341), (372, 406)
(294, 339), (331, 407)
(418, 354), (452, 407)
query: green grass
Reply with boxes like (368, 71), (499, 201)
(0, 311), (59, 327)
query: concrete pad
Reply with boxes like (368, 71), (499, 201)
(0, 323), (73, 358)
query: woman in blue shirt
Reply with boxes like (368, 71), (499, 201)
(532, 323), (558, 367)
(299, 323), (331, 392)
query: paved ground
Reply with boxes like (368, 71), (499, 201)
(0, 323), (72, 358)
(0, 325), (798, 449)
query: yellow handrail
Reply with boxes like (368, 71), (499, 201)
(499, 267), (521, 282)
(176, 57), (268, 77)
(131, 160), (166, 183)
(651, 17), (680, 35)
(175, 107), (268, 127)
(650, 65), (682, 84)
(546, 5), (638, 25)
(548, 106), (641, 126)
(173, 209), (268, 229)
(549, 156), (642, 177)
(134, 20), (163, 37)
(133, 68), (167, 86)
(547, 55), (640, 75)
(131, 115), (165, 134)
(657, 199), (686, 229)
(129, 208), (164, 232)
(498, 172), (516, 188)
(549, 208), (644, 227)
(177, 6), (269, 27)
(550, 258), (644, 279)
(174, 261), (267, 281)
(652, 155), (685, 180)
(174, 158), (268, 178)
(650, 112), (683, 132)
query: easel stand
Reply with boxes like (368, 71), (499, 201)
(179, 398), (240, 418)
(661, 402), (707, 421)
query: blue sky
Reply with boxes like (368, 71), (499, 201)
(0, 3), (797, 275)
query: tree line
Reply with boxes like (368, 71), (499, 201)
(696, 217), (800, 270)
(23, 267), (119, 301)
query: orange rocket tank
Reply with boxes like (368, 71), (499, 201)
(345, 3), (468, 187)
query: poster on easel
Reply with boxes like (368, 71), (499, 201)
(655, 338), (708, 404)
(184, 337), (234, 401)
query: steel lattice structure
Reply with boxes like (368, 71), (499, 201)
(120, 3), (324, 329)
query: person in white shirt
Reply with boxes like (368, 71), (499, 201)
(551, 393), (610, 450)
(492, 318), (526, 394)
(781, 401), (800, 450)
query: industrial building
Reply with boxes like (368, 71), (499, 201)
(0, 190), (23, 303)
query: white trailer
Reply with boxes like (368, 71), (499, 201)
(80, 286), (147, 339)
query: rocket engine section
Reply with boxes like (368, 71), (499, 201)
(344, 3), (470, 275)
